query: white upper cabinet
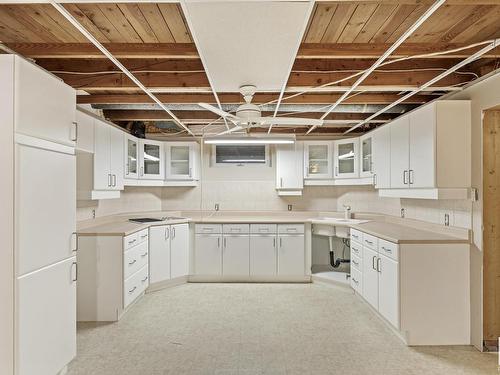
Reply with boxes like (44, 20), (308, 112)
(385, 100), (471, 197)
(334, 138), (359, 179)
(124, 134), (139, 179)
(359, 134), (373, 178)
(12, 56), (76, 147)
(75, 110), (94, 153)
(304, 141), (333, 179)
(389, 116), (410, 189)
(165, 142), (200, 181)
(139, 139), (164, 180)
(93, 119), (123, 191)
(276, 142), (303, 193)
(372, 125), (391, 189)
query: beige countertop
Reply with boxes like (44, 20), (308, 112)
(77, 211), (469, 244)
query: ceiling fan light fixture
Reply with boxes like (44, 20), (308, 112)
(204, 135), (296, 145)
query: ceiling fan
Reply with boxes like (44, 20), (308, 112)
(198, 85), (323, 135)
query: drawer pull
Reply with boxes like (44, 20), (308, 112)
(128, 286), (137, 294)
(352, 246), (359, 253)
(128, 259), (137, 265)
(141, 276), (148, 282)
(203, 227), (213, 231)
(365, 240), (373, 245)
(381, 246), (392, 253)
(230, 228), (241, 232)
(141, 252), (148, 257)
(352, 278), (359, 284)
(259, 228), (269, 232)
(140, 234), (148, 239)
(286, 228), (297, 232)
(352, 234), (359, 239)
(352, 260), (359, 267)
(128, 239), (137, 245)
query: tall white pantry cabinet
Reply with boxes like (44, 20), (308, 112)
(0, 55), (77, 375)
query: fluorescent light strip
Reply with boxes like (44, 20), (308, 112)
(204, 137), (295, 145)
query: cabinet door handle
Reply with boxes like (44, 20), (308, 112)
(217, 237), (220, 248)
(273, 237), (276, 248)
(409, 169), (414, 185)
(128, 259), (137, 265)
(372, 256), (377, 271)
(140, 166), (144, 176)
(280, 238), (282, 248)
(71, 232), (78, 253)
(335, 166), (338, 176)
(112, 174), (117, 187)
(126, 163), (130, 175)
(71, 121), (78, 142)
(71, 262), (78, 282)
(403, 170), (408, 185)
(373, 173), (377, 186)
(108, 174), (112, 187)
(280, 177), (283, 188)
(377, 257), (381, 273)
(189, 167), (192, 178)
(165, 227), (170, 240)
(172, 227), (176, 239)
(128, 286), (137, 294)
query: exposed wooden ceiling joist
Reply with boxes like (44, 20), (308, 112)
(77, 92), (434, 105)
(4, 42), (500, 59)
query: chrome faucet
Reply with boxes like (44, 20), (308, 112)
(343, 204), (352, 220)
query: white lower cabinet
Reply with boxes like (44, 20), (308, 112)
(362, 246), (379, 310)
(77, 229), (149, 321)
(195, 231), (223, 276)
(16, 257), (77, 375)
(277, 234), (305, 276)
(250, 234), (277, 276)
(170, 224), (190, 279)
(223, 235), (250, 276)
(149, 226), (171, 284)
(377, 254), (399, 328)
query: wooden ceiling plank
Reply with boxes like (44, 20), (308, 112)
(117, 4), (158, 43)
(385, 4), (428, 43)
(292, 57), (464, 70)
(370, 4), (417, 43)
(451, 5), (500, 43)
(138, 4), (175, 43)
(321, 3), (357, 43)
(0, 6), (46, 42)
(440, 5), (496, 43)
(354, 4), (398, 43)
(40, 4), (88, 43)
(18, 4), (79, 43)
(63, 4), (110, 43)
(76, 4), (125, 43)
(337, 4), (378, 43)
(157, 3), (192, 43)
(97, 4), (142, 43)
(407, 4), (475, 43)
(304, 3), (337, 43)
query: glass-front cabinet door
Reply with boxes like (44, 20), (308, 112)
(139, 139), (164, 180)
(360, 134), (373, 178)
(166, 143), (191, 180)
(334, 138), (359, 179)
(124, 134), (138, 179)
(304, 141), (333, 179)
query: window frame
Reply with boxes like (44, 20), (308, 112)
(210, 144), (270, 167)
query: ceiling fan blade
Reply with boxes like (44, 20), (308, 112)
(216, 125), (245, 136)
(259, 117), (323, 127)
(198, 103), (237, 120)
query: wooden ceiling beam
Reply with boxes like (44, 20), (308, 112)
(55, 69), (473, 89)
(5, 42), (500, 59)
(102, 109), (397, 121)
(78, 92), (433, 105)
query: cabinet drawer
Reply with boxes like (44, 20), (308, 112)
(350, 241), (362, 257)
(379, 239), (398, 261)
(278, 224), (304, 234)
(351, 253), (362, 271)
(250, 223), (277, 234)
(137, 229), (149, 244)
(223, 223), (250, 234)
(195, 224), (222, 234)
(350, 267), (362, 294)
(362, 232), (378, 250)
(124, 264), (149, 308)
(123, 241), (148, 279)
(123, 232), (139, 250)
(350, 229), (362, 243)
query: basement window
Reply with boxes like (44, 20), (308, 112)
(212, 145), (269, 166)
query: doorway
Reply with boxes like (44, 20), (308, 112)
(483, 108), (500, 350)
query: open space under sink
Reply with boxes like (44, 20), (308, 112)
(311, 217), (370, 238)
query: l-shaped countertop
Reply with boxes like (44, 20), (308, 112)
(77, 211), (470, 245)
